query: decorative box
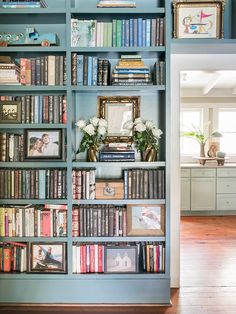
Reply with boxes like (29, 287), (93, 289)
(96, 179), (124, 199)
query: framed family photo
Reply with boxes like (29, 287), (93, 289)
(29, 242), (67, 273)
(173, 0), (225, 39)
(104, 246), (138, 273)
(127, 204), (165, 236)
(0, 101), (21, 124)
(24, 129), (63, 160)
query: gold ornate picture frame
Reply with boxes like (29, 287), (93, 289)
(173, 0), (225, 39)
(97, 96), (140, 143)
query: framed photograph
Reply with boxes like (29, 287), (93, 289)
(127, 204), (165, 236)
(0, 101), (21, 124)
(98, 96), (140, 143)
(104, 246), (138, 273)
(24, 129), (63, 160)
(29, 242), (67, 273)
(173, 1), (224, 39)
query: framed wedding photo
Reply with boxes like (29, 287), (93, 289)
(29, 242), (67, 274)
(0, 101), (21, 124)
(24, 129), (63, 160)
(127, 204), (165, 236)
(173, 0), (224, 39)
(104, 246), (138, 273)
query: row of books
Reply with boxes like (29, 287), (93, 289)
(0, 242), (27, 273)
(72, 205), (127, 237)
(72, 241), (165, 274)
(112, 54), (151, 86)
(72, 169), (96, 200)
(71, 54), (110, 86)
(0, 205), (67, 237)
(0, 96), (67, 124)
(0, 169), (67, 199)
(0, 0), (47, 8)
(123, 168), (165, 199)
(0, 132), (24, 162)
(0, 60), (20, 85)
(71, 17), (165, 48)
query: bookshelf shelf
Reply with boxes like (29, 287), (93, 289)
(70, 47), (166, 52)
(73, 161), (166, 167)
(73, 199), (166, 205)
(0, 199), (68, 205)
(0, 47), (67, 52)
(0, 162), (67, 168)
(73, 236), (166, 242)
(0, 8), (66, 14)
(1, 237), (68, 242)
(0, 86), (67, 91)
(71, 85), (166, 92)
(71, 8), (165, 14)
(0, 124), (67, 129)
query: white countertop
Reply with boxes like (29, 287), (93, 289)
(181, 163), (236, 168)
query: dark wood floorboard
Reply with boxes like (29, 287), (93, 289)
(1, 216), (236, 314)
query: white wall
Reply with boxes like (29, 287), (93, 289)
(170, 53), (236, 288)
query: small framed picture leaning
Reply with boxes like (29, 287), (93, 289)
(127, 204), (165, 236)
(104, 246), (138, 273)
(29, 242), (67, 274)
(24, 129), (63, 161)
(0, 101), (21, 124)
(173, 0), (225, 39)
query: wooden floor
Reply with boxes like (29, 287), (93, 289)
(1, 216), (236, 314)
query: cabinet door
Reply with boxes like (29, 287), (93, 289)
(191, 178), (216, 211)
(181, 178), (190, 211)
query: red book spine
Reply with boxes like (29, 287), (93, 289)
(72, 207), (79, 237)
(3, 247), (12, 272)
(98, 244), (103, 273)
(41, 211), (51, 237)
(89, 244), (95, 273)
(20, 58), (27, 85)
(80, 245), (86, 273)
(156, 244), (159, 273)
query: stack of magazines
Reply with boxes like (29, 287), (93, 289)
(97, 0), (136, 8)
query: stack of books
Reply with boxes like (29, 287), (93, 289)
(112, 55), (151, 86)
(99, 145), (135, 162)
(0, 56), (20, 85)
(0, 0), (47, 8)
(97, 0), (136, 8)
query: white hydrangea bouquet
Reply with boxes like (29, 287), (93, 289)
(75, 116), (108, 154)
(124, 118), (163, 161)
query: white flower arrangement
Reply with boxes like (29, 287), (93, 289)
(75, 116), (108, 153)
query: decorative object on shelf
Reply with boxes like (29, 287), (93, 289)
(0, 0), (47, 9)
(96, 179), (124, 199)
(193, 156), (228, 166)
(182, 125), (222, 158)
(29, 242), (67, 274)
(98, 96), (140, 143)
(75, 116), (108, 162)
(173, 0), (225, 39)
(97, 0), (136, 8)
(123, 118), (163, 161)
(24, 129), (64, 161)
(0, 27), (59, 47)
(127, 204), (165, 236)
(0, 100), (21, 123)
(104, 245), (138, 273)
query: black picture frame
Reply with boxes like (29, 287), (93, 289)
(29, 242), (67, 274)
(24, 129), (63, 161)
(0, 101), (21, 124)
(104, 246), (138, 273)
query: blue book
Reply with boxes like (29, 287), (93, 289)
(123, 169), (128, 199)
(142, 19), (146, 47)
(77, 54), (83, 86)
(92, 56), (98, 86)
(133, 18), (138, 47)
(129, 18), (134, 47)
(146, 19), (151, 47)
(124, 19), (130, 47)
(38, 96), (43, 124)
(121, 19), (125, 47)
(137, 18), (143, 47)
(87, 56), (93, 86)
(39, 170), (46, 199)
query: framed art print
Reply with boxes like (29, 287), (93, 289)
(173, 1), (224, 39)
(0, 101), (21, 124)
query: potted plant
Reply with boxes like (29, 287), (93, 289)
(182, 125), (222, 157)
(75, 116), (108, 161)
(123, 118), (163, 161)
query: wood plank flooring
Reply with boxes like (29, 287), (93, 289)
(1, 216), (236, 314)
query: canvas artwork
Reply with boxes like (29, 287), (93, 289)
(105, 246), (137, 273)
(173, 2), (223, 39)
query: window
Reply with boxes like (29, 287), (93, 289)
(180, 108), (204, 157)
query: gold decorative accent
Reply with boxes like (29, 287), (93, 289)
(87, 146), (98, 162)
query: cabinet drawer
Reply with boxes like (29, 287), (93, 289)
(217, 178), (236, 194)
(217, 168), (236, 177)
(191, 168), (216, 177)
(217, 194), (236, 210)
(181, 168), (190, 178)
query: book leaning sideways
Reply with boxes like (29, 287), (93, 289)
(97, 0), (136, 8)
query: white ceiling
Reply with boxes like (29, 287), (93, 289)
(180, 71), (236, 96)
